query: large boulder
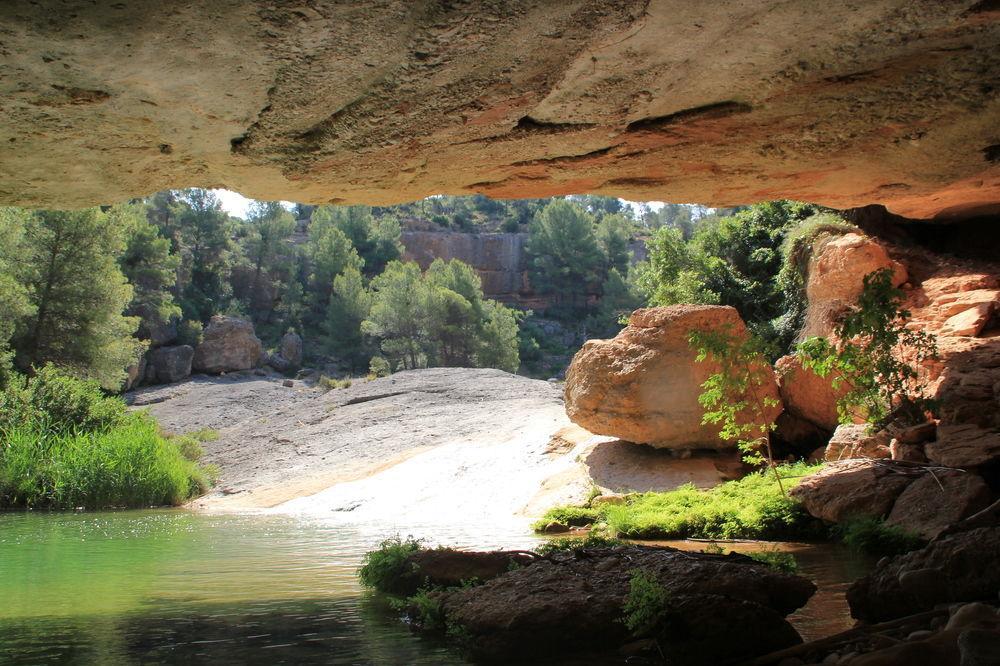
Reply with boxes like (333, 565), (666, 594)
(789, 459), (914, 523)
(278, 330), (303, 368)
(775, 354), (848, 431)
(801, 233), (907, 339)
(147, 345), (194, 384)
(192, 316), (263, 374)
(824, 423), (892, 461)
(847, 527), (1000, 623)
(886, 471), (992, 541)
(926, 424), (1000, 468)
(564, 305), (781, 449)
(436, 545), (814, 664)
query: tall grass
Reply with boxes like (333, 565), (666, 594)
(0, 365), (216, 509)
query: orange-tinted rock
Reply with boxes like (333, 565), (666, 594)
(564, 305), (781, 449)
(824, 424), (892, 461)
(1, 3), (999, 219)
(801, 233), (907, 339)
(886, 471), (992, 540)
(775, 354), (848, 431)
(790, 460), (913, 523)
(926, 424), (1000, 468)
(940, 302), (994, 337)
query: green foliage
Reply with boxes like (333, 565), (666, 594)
(369, 356), (391, 378)
(318, 375), (352, 390)
(533, 533), (623, 555)
(176, 319), (204, 347)
(587, 268), (643, 338)
(0, 208), (34, 385)
(306, 215), (363, 311)
(635, 201), (821, 351)
(324, 265), (372, 369)
(836, 517), (925, 557)
(526, 199), (606, 311)
(171, 189), (234, 322)
(621, 570), (671, 636)
(531, 506), (600, 531)
(115, 202), (182, 337)
(358, 536), (422, 594)
(0, 365), (128, 435)
(364, 261), (427, 370)
(312, 205), (402, 277)
(476, 300), (522, 373)
(599, 463), (823, 540)
(747, 548), (798, 573)
(690, 327), (784, 490)
(798, 268), (938, 428)
(12, 207), (144, 389)
(596, 213), (632, 275)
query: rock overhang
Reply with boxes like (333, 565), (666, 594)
(0, 0), (998, 218)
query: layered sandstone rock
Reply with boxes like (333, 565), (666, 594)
(824, 424), (892, 461)
(564, 305), (781, 449)
(775, 354), (849, 431)
(192, 316), (263, 374)
(886, 471), (992, 540)
(801, 233), (907, 339)
(0, 2), (998, 219)
(789, 460), (914, 523)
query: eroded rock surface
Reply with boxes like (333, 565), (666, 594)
(435, 546), (815, 664)
(564, 304), (781, 449)
(0, 2), (998, 218)
(789, 459), (914, 523)
(847, 527), (1000, 623)
(192, 315), (263, 374)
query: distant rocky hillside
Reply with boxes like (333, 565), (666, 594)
(401, 229), (647, 306)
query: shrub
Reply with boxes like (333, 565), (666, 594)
(621, 570), (671, 636)
(176, 319), (204, 347)
(836, 517), (925, 557)
(369, 356), (391, 378)
(318, 375), (352, 390)
(747, 548), (798, 573)
(0, 413), (211, 509)
(531, 506), (600, 531)
(533, 533), (623, 556)
(358, 536), (422, 595)
(0, 364), (127, 435)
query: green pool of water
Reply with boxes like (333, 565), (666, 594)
(0, 510), (871, 664)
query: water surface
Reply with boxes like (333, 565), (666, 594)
(0, 511), (870, 664)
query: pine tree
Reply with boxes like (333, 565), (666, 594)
(363, 261), (427, 369)
(15, 208), (144, 389)
(306, 219), (362, 311)
(525, 199), (605, 311)
(596, 213), (632, 275)
(0, 208), (34, 384)
(324, 265), (372, 370)
(311, 205), (401, 276)
(175, 189), (233, 322)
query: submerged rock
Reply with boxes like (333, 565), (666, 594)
(847, 527), (1000, 623)
(434, 545), (814, 664)
(192, 316), (263, 374)
(564, 304), (781, 449)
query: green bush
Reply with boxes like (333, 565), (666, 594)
(358, 536), (422, 595)
(318, 375), (352, 390)
(0, 414), (211, 509)
(531, 506), (600, 531)
(621, 570), (671, 636)
(176, 319), (204, 347)
(534, 533), (623, 556)
(747, 548), (798, 573)
(368, 356), (391, 378)
(836, 518), (925, 557)
(0, 364), (127, 435)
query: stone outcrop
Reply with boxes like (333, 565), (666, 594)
(824, 424), (892, 461)
(1, 2), (998, 219)
(433, 545), (814, 664)
(886, 471), (992, 540)
(789, 460), (914, 523)
(192, 316), (263, 374)
(847, 527), (1000, 623)
(146, 345), (194, 384)
(775, 354), (849, 432)
(564, 305), (781, 449)
(801, 233), (907, 339)
(278, 331), (303, 368)
(926, 425), (1000, 468)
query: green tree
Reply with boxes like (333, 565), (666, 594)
(114, 203), (181, 341)
(312, 205), (401, 277)
(587, 268), (643, 338)
(0, 208), (34, 384)
(14, 208), (143, 389)
(525, 199), (605, 311)
(324, 265), (372, 369)
(363, 261), (427, 370)
(242, 201), (296, 318)
(477, 300), (521, 372)
(306, 220), (362, 311)
(596, 213), (632, 275)
(174, 189), (233, 322)
(797, 268), (938, 428)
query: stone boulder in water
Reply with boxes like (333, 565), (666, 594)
(564, 304), (781, 449)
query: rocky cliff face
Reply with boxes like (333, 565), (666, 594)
(0, 1), (997, 218)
